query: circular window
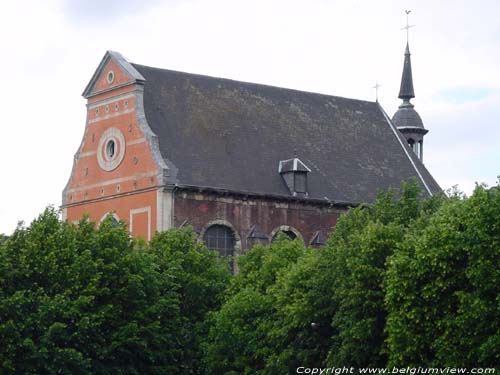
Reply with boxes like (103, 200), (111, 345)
(97, 128), (125, 171)
(107, 70), (115, 84)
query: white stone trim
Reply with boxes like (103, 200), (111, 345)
(269, 225), (304, 243)
(156, 190), (173, 231)
(97, 127), (126, 172)
(88, 108), (135, 124)
(133, 87), (171, 185)
(87, 93), (135, 109)
(106, 70), (115, 84)
(78, 150), (97, 158)
(126, 137), (146, 146)
(67, 171), (156, 193)
(61, 208), (67, 221)
(130, 206), (152, 241)
(100, 212), (120, 223)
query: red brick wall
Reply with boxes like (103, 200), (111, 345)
(66, 190), (157, 240)
(64, 58), (160, 239)
(173, 190), (341, 252)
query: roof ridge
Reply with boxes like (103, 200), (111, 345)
(131, 62), (378, 106)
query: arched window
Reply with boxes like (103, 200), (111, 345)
(270, 225), (302, 243)
(100, 212), (120, 227)
(203, 224), (235, 258)
(275, 230), (297, 241)
(109, 216), (119, 226)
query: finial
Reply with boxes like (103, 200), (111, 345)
(401, 10), (415, 44)
(372, 81), (381, 102)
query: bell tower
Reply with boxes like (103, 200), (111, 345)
(392, 11), (428, 162)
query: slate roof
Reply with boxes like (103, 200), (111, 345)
(132, 63), (441, 204)
(393, 42), (427, 132)
(392, 104), (426, 130)
(398, 43), (415, 100)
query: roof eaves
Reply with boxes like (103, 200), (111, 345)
(396, 126), (429, 134)
(169, 184), (359, 208)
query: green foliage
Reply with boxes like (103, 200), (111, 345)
(203, 235), (309, 374)
(202, 180), (448, 372)
(3, 179), (500, 372)
(0, 209), (181, 374)
(0, 209), (229, 375)
(149, 228), (231, 373)
(323, 180), (444, 367)
(385, 183), (500, 367)
(264, 248), (332, 372)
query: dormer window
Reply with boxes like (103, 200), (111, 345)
(294, 172), (307, 193)
(279, 157), (311, 197)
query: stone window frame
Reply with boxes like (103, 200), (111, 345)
(99, 212), (120, 225)
(97, 127), (126, 171)
(106, 70), (115, 84)
(269, 225), (303, 244)
(200, 219), (242, 272)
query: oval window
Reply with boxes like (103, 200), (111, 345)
(106, 139), (116, 159)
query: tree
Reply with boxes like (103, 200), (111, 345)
(385, 183), (500, 367)
(323, 181), (443, 367)
(203, 180), (445, 372)
(264, 181), (444, 369)
(0, 209), (181, 374)
(148, 228), (231, 373)
(203, 234), (309, 375)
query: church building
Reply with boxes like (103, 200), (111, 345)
(62, 42), (440, 263)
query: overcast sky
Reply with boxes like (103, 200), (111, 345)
(0, 0), (498, 234)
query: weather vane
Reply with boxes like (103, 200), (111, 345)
(401, 10), (415, 43)
(373, 81), (381, 102)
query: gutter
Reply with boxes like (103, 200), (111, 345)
(167, 183), (360, 209)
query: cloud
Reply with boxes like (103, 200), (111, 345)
(61, 0), (167, 25)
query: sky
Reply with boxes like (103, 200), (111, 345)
(0, 0), (499, 234)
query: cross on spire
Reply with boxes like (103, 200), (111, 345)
(401, 10), (415, 43)
(372, 81), (381, 102)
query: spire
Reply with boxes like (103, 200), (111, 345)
(398, 10), (415, 104)
(398, 42), (415, 102)
(393, 11), (428, 163)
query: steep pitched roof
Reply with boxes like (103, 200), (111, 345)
(132, 62), (440, 204)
